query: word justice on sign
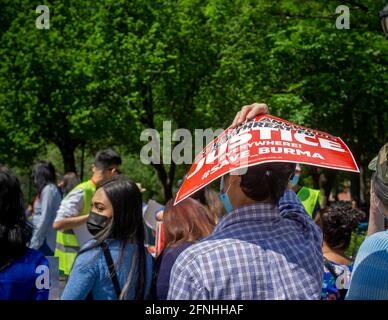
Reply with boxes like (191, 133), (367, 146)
(175, 115), (358, 205)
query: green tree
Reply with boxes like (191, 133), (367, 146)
(1, 0), (387, 202)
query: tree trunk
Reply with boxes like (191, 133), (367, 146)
(350, 171), (360, 204)
(359, 164), (366, 205)
(167, 162), (176, 201)
(151, 163), (175, 202)
(309, 166), (320, 189)
(80, 143), (85, 181)
(139, 84), (180, 202)
(319, 169), (337, 208)
(58, 142), (77, 174)
(349, 144), (362, 206)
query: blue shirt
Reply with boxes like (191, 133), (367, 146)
(167, 189), (323, 300)
(0, 248), (49, 300)
(30, 184), (62, 253)
(321, 260), (353, 300)
(62, 239), (153, 300)
(346, 231), (388, 300)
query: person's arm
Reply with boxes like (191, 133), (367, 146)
(61, 251), (97, 300)
(167, 258), (207, 300)
(30, 185), (59, 250)
(279, 189), (323, 250)
(346, 233), (388, 300)
(53, 215), (89, 231)
(53, 188), (85, 231)
(367, 184), (385, 236)
(278, 188), (310, 219)
(231, 102), (269, 128)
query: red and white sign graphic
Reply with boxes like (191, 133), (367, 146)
(174, 115), (359, 205)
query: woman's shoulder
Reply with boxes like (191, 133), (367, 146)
(160, 242), (193, 263)
(9, 248), (48, 270)
(354, 231), (388, 263)
(42, 183), (62, 198)
(42, 183), (59, 193)
(23, 248), (47, 263)
(78, 239), (127, 259)
(76, 240), (104, 265)
(324, 258), (353, 273)
(364, 230), (388, 247)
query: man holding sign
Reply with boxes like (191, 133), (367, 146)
(168, 103), (358, 300)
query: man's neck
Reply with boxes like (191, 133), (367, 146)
(91, 173), (103, 185)
(235, 197), (274, 209)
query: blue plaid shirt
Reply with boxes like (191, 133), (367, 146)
(167, 189), (323, 300)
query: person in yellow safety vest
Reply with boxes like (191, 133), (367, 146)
(291, 164), (321, 219)
(52, 149), (122, 276)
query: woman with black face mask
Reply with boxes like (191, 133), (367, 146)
(61, 175), (153, 300)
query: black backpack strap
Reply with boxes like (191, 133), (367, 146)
(323, 258), (338, 280)
(100, 242), (121, 299)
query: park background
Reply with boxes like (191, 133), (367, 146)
(0, 0), (387, 210)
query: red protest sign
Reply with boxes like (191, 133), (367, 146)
(174, 114), (359, 205)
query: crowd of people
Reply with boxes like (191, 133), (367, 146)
(0, 103), (387, 300)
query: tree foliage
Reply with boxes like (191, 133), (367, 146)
(1, 0), (387, 201)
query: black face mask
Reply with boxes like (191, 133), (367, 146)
(87, 211), (109, 236)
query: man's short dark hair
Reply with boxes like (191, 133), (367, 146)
(94, 149), (122, 171)
(239, 162), (296, 205)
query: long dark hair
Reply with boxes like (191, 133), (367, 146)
(0, 166), (33, 269)
(32, 160), (57, 193)
(78, 175), (146, 300)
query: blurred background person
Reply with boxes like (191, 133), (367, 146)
(337, 181), (352, 202)
(291, 164), (321, 219)
(29, 161), (62, 256)
(154, 198), (214, 300)
(62, 175), (153, 300)
(58, 172), (80, 197)
(0, 166), (49, 300)
(142, 198), (164, 257)
(191, 186), (224, 225)
(315, 203), (365, 300)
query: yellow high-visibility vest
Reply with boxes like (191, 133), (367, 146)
(54, 179), (96, 276)
(297, 186), (320, 218)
